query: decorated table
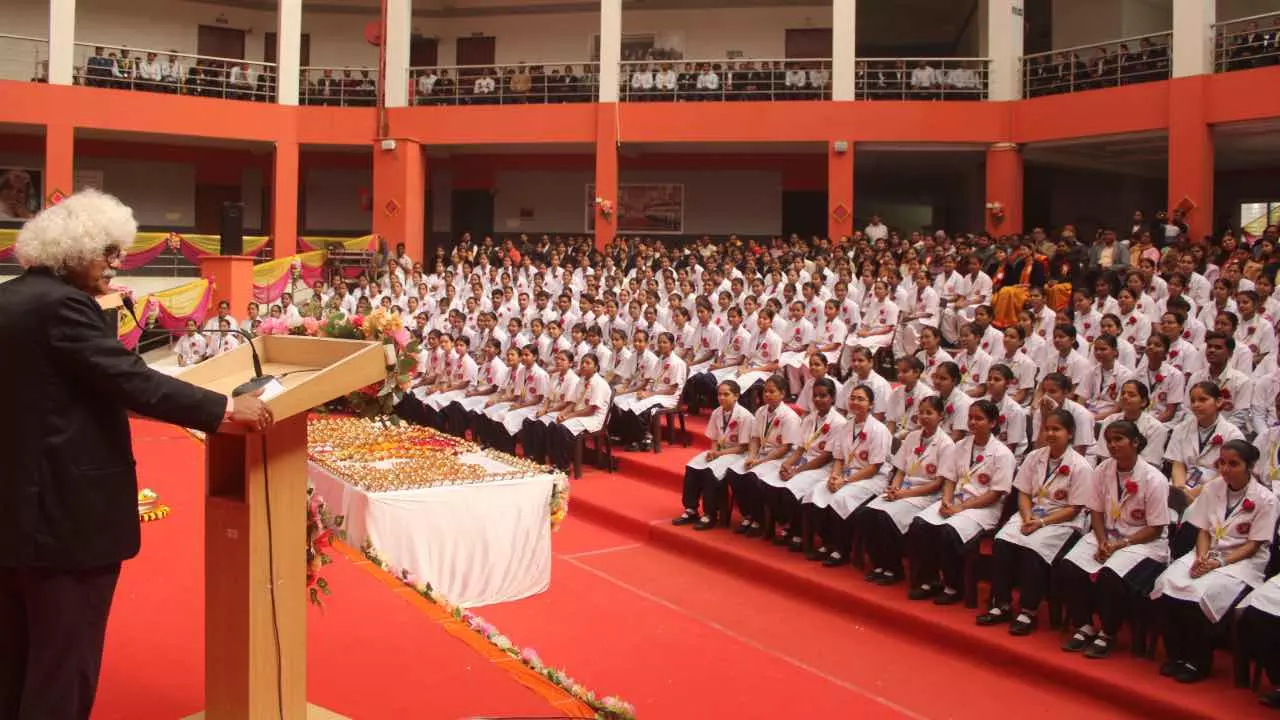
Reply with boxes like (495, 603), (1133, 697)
(307, 417), (568, 608)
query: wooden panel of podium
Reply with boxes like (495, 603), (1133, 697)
(176, 335), (387, 719)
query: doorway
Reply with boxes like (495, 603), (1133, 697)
(781, 190), (827, 239)
(785, 28), (832, 59)
(451, 189), (494, 239)
(455, 36), (496, 67)
(263, 32), (312, 65)
(197, 25), (246, 60)
(411, 36), (439, 67)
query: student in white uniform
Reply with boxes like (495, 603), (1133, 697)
(805, 384), (892, 566)
(985, 365), (1028, 457)
(886, 356), (934, 441)
(1059, 421), (1171, 659)
(1080, 335), (1135, 419)
(1152, 440), (1279, 683)
(443, 339), (510, 436)
(673, 380), (755, 530)
(422, 335), (478, 432)
(1239, 575), (1280, 708)
(844, 346), (892, 420)
(762, 378), (845, 551)
(1040, 324), (1090, 392)
(723, 375), (802, 537)
(546, 353), (613, 472)
(612, 331), (686, 451)
(520, 350), (579, 465)
(730, 308), (782, 401)
(1029, 372), (1095, 455)
(1166, 381), (1246, 553)
(906, 400), (1015, 606)
(860, 396), (954, 583)
(795, 353), (842, 415)
(1135, 333), (1185, 424)
(845, 280), (899, 356)
(1090, 379), (1169, 467)
(915, 326), (954, 379)
(777, 300), (814, 395)
(175, 319), (207, 367)
(1184, 331), (1253, 435)
(977, 409), (1091, 636)
(931, 362), (973, 442)
(482, 345), (549, 455)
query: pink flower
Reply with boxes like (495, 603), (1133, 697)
(1182, 331), (1191, 340)
(913, 445), (924, 456)
(520, 648), (543, 666)
(301, 316), (320, 336)
(1155, 373), (1165, 384)
(1057, 466), (1070, 476)
(906, 397), (915, 408)
(352, 315), (366, 328)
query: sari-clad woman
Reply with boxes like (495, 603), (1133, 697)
(991, 242), (1047, 329)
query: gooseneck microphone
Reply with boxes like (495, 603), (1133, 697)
(131, 296), (277, 397)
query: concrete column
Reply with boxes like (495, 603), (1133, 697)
(272, 141), (299, 258)
(984, 0), (1025, 101)
(594, 108), (618, 250)
(276, 0), (303, 105)
(44, 124), (74, 206)
(1168, 77), (1213, 241)
(597, 0), (622, 102)
(985, 142), (1024, 236)
(828, 142), (854, 240)
(384, 0), (412, 107)
(48, 0), (76, 86)
(1172, 0), (1215, 78)
(373, 140), (426, 261)
(831, 0), (856, 101)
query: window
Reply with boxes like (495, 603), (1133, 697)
(1240, 201), (1280, 236)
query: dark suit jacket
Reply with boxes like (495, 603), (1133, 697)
(0, 270), (227, 570)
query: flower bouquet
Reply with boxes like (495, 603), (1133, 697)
(317, 308), (421, 420)
(307, 485), (345, 607)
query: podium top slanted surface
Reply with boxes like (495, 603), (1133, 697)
(176, 334), (387, 425)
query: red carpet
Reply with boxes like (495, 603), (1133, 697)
(93, 419), (574, 720)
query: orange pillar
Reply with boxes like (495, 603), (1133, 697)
(200, 256), (256, 319)
(594, 104), (619, 251)
(828, 142), (854, 242)
(985, 142), (1023, 237)
(372, 139), (426, 262)
(44, 123), (74, 207)
(1168, 76), (1213, 242)
(272, 140), (299, 258)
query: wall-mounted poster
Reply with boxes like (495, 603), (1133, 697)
(0, 167), (42, 221)
(586, 183), (685, 234)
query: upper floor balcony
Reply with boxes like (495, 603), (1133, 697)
(1214, 10), (1280, 73)
(1020, 32), (1171, 98)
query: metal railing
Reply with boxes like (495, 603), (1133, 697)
(1021, 32), (1171, 97)
(1214, 11), (1280, 72)
(73, 41), (277, 101)
(619, 59), (832, 101)
(0, 33), (49, 83)
(855, 58), (990, 100)
(301, 65), (378, 106)
(409, 62), (599, 105)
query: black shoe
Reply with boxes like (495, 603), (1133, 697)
(744, 524), (764, 538)
(1008, 613), (1037, 636)
(863, 568), (884, 582)
(933, 589), (963, 606)
(733, 520), (752, 535)
(692, 517), (715, 531)
(672, 511), (698, 526)
(1260, 689), (1280, 709)
(976, 606), (1012, 626)
(873, 571), (903, 586)
(822, 551), (848, 567)
(1173, 664), (1206, 684)
(625, 442), (643, 452)
(1159, 660), (1185, 678)
(908, 584), (940, 601)
(806, 546), (830, 562)
(1062, 630), (1095, 653)
(787, 536), (805, 553)
(1083, 636), (1113, 659)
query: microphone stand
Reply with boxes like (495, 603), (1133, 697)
(137, 296), (276, 396)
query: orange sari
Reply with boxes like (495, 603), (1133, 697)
(991, 257), (1035, 329)
(1045, 257), (1073, 312)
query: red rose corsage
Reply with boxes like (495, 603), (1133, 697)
(1211, 434), (1223, 446)
(960, 365), (968, 376)
(1154, 373), (1165, 384)
(1129, 508), (1146, 521)
(1158, 391), (1167, 401)
(820, 423), (831, 434)
(1182, 331), (1190, 340)
(977, 473), (991, 485)
(1243, 498), (1256, 513)
(1057, 466), (1070, 476)
(945, 403), (955, 414)
(1220, 388), (1231, 400)
(998, 414), (1007, 425)
(906, 397), (915, 408)
(1235, 521), (1253, 534)
(1127, 316), (1137, 325)
(1170, 350), (1179, 359)
(1052, 488), (1068, 501)
(975, 454), (985, 464)
(858, 450), (869, 461)
(728, 420), (739, 430)
(914, 445), (924, 456)
(857, 431), (867, 441)
(1083, 322), (1091, 330)
(925, 463), (937, 474)
(1123, 479), (1139, 495)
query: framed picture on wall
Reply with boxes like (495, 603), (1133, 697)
(0, 167), (42, 222)
(586, 183), (685, 234)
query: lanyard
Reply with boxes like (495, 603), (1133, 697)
(1224, 487), (1247, 520)
(1044, 454), (1065, 486)
(969, 440), (986, 468)
(1196, 422), (1217, 454)
(720, 409), (732, 437)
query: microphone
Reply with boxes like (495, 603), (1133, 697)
(169, 319), (276, 397)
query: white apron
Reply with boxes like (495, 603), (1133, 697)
(914, 499), (1003, 544)
(711, 366), (740, 383)
(1150, 551), (1266, 623)
(868, 492), (937, 534)
(733, 370), (771, 390)
(455, 394), (493, 413)
(501, 405), (541, 435)
(808, 472), (890, 518)
(687, 450), (744, 479)
(780, 466), (835, 501)
(483, 401), (513, 421)
(728, 457), (785, 486)
(427, 388), (466, 411)
(619, 392), (679, 415)
(1062, 532), (1169, 576)
(994, 514), (1085, 563)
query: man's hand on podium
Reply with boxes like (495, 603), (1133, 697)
(221, 388), (275, 432)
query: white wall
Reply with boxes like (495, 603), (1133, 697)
(1218, 0), (1280, 22)
(75, 157), (196, 226)
(303, 166), (372, 232)
(76, 0), (276, 60)
(491, 168), (782, 235)
(1051, 0), (1123, 48)
(1120, 0), (1172, 37)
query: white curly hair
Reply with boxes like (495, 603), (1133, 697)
(15, 189), (137, 273)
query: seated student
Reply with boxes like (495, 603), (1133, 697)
(400, 334), (455, 427)
(846, 279), (899, 356)
(1017, 308), (1051, 370)
(1239, 574), (1280, 708)
(1152, 440), (1279, 683)
(674, 380), (755, 530)
(1135, 332), (1184, 424)
(707, 305), (753, 384)
(175, 319), (207, 367)
(812, 298), (847, 366)
(761, 378), (845, 551)
(602, 328), (634, 387)
(906, 400), (1015, 605)
(886, 356), (934, 441)
(1097, 314), (1138, 369)
(844, 346), (892, 421)
(931, 361), (973, 442)
(1236, 289), (1277, 369)
(587, 325), (612, 373)
(795, 353), (842, 415)
(483, 345), (549, 455)
(860, 396), (954, 583)
(989, 325), (1037, 405)
(977, 409), (1091, 635)
(1059, 420), (1171, 659)
(953, 322), (994, 399)
(1215, 310), (1259, 375)
(520, 350), (579, 465)
(1082, 333), (1135, 418)
(612, 331), (687, 451)
(1166, 381), (1246, 551)
(1040, 324), (1090, 393)
(730, 308), (782, 403)
(915, 326), (954, 377)
(1029, 372), (1095, 456)
(985, 365), (1028, 457)
(805, 384), (892, 567)
(778, 300), (815, 395)
(569, 322), (591, 360)
(545, 353), (612, 472)
(723, 374), (802, 537)
(212, 316), (243, 356)
(1185, 331), (1253, 436)
(421, 335), (476, 432)
(1159, 307), (1207, 378)
(444, 339), (509, 437)
(1090, 380), (1170, 467)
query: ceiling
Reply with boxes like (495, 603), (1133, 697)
(1214, 118), (1280, 171)
(1023, 132), (1169, 177)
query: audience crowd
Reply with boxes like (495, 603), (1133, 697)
(172, 209), (1280, 704)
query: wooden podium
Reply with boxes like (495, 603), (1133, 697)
(175, 334), (387, 719)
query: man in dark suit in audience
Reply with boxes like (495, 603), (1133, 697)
(0, 190), (272, 720)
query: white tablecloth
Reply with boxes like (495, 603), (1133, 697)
(309, 454), (554, 608)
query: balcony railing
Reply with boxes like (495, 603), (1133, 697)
(620, 59), (831, 102)
(73, 41), (277, 101)
(409, 62), (599, 105)
(301, 66), (378, 106)
(856, 58), (989, 100)
(1214, 11), (1280, 72)
(0, 33), (49, 83)
(1021, 32), (1171, 98)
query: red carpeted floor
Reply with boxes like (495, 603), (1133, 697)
(93, 419), (569, 720)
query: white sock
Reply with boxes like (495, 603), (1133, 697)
(1077, 624), (1097, 636)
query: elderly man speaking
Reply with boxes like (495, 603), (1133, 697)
(0, 190), (272, 720)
